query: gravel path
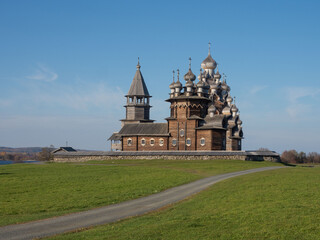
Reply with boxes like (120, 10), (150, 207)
(0, 166), (284, 240)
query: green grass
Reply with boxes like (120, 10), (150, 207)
(48, 167), (320, 240)
(86, 159), (280, 177)
(0, 159), (280, 226)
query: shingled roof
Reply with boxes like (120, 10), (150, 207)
(108, 132), (121, 141)
(197, 114), (226, 130)
(126, 64), (150, 97)
(118, 123), (169, 136)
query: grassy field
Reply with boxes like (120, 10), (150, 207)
(0, 159), (279, 226)
(86, 159), (281, 177)
(48, 166), (320, 240)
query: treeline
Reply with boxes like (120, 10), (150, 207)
(0, 148), (54, 162)
(0, 152), (37, 162)
(281, 150), (320, 164)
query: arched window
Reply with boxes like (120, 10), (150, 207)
(159, 138), (164, 146)
(141, 138), (146, 146)
(127, 138), (132, 146)
(150, 138), (155, 146)
(172, 138), (177, 146)
(200, 138), (205, 146)
(186, 138), (191, 146)
(180, 129), (185, 137)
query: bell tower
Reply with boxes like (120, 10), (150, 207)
(121, 59), (154, 126)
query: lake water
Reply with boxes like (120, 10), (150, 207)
(0, 160), (40, 165)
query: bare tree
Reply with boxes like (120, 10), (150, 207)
(37, 148), (53, 161)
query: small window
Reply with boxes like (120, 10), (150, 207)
(180, 129), (185, 137)
(200, 138), (205, 146)
(150, 138), (155, 146)
(172, 139), (177, 146)
(141, 138), (146, 146)
(186, 138), (191, 146)
(127, 138), (132, 146)
(159, 138), (164, 146)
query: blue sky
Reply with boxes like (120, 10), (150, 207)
(1, 0), (319, 153)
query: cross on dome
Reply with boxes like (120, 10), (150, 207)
(137, 57), (140, 69)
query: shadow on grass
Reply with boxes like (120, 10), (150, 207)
(279, 162), (297, 167)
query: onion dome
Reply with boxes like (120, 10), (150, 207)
(214, 67), (221, 79)
(184, 57), (197, 81)
(185, 80), (193, 87)
(221, 82), (229, 91)
(197, 80), (205, 87)
(208, 104), (216, 113)
(237, 118), (243, 125)
(226, 94), (233, 103)
(211, 83), (218, 90)
(231, 104), (238, 113)
(174, 80), (182, 88)
(201, 53), (217, 70)
(184, 69), (196, 81)
(222, 106), (231, 115)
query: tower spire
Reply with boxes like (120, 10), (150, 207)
(189, 57), (192, 70)
(208, 41), (211, 55)
(177, 69), (180, 82)
(172, 70), (175, 83)
(137, 57), (140, 69)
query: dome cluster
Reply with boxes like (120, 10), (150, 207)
(168, 48), (243, 138)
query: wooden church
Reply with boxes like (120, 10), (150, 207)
(108, 46), (243, 151)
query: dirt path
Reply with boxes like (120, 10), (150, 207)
(0, 166), (284, 240)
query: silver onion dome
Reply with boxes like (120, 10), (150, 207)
(201, 53), (217, 70)
(174, 81), (182, 88)
(214, 69), (221, 79)
(197, 80), (205, 87)
(185, 80), (193, 87)
(226, 94), (233, 103)
(222, 106), (231, 115)
(184, 69), (196, 81)
(231, 104), (238, 113)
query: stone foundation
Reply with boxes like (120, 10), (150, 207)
(53, 150), (281, 163)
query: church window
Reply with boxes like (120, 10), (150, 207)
(141, 138), (146, 146)
(159, 138), (164, 146)
(127, 138), (132, 146)
(150, 138), (155, 146)
(172, 139), (177, 146)
(186, 138), (191, 146)
(180, 129), (185, 137)
(200, 138), (205, 146)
